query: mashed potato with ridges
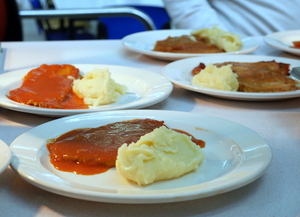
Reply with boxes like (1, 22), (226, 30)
(192, 64), (239, 91)
(73, 68), (127, 106)
(116, 126), (204, 185)
(191, 25), (242, 52)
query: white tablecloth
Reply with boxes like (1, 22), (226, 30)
(0, 38), (300, 217)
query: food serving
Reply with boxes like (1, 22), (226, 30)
(192, 63), (239, 91)
(8, 64), (127, 109)
(153, 26), (242, 54)
(9, 64), (87, 109)
(47, 118), (205, 185)
(116, 126), (205, 185)
(10, 110), (272, 203)
(192, 60), (300, 92)
(73, 68), (127, 106)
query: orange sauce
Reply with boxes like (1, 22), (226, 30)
(47, 119), (206, 175)
(47, 119), (165, 175)
(173, 129), (205, 148)
(291, 41), (300, 49)
(9, 64), (88, 109)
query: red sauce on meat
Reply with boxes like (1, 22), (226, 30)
(8, 64), (88, 109)
(47, 119), (165, 175)
(291, 41), (300, 49)
(47, 119), (205, 175)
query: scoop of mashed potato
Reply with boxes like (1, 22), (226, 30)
(73, 68), (127, 106)
(116, 126), (204, 185)
(191, 25), (242, 52)
(192, 63), (239, 91)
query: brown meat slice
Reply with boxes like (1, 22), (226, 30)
(192, 61), (300, 92)
(153, 35), (224, 53)
(9, 64), (80, 108)
(47, 119), (165, 168)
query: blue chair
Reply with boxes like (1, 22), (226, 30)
(98, 5), (170, 39)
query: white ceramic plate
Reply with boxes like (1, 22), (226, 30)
(0, 64), (172, 116)
(122, 29), (259, 61)
(0, 140), (11, 174)
(264, 30), (300, 56)
(10, 110), (272, 204)
(162, 55), (300, 101)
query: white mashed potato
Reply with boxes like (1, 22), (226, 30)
(73, 68), (127, 106)
(191, 25), (242, 52)
(116, 126), (204, 185)
(192, 63), (239, 91)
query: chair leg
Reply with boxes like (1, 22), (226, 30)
(97, 22), (107, 39)
(69, 19), (75, 40)
(162, 21), (171, 29)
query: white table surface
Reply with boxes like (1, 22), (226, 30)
(0, 37), (300, 217)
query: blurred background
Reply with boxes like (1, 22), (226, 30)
(14, 0), (170, 41)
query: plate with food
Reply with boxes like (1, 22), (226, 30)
(122, 28), (259, 61)
(162, 55), (300, 101)
(0, 64), (173, 116)
(264, 30), (300, 56)
(0, 140), (11, 174)
(10, 110), (272, 204)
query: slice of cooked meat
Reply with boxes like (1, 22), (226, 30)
(9, 64), (83, 108)
(215, 61), (290, 76)
(153, 35), (224, 53)
(192, 61), (300, 92)
(47, 119), (166, 169)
